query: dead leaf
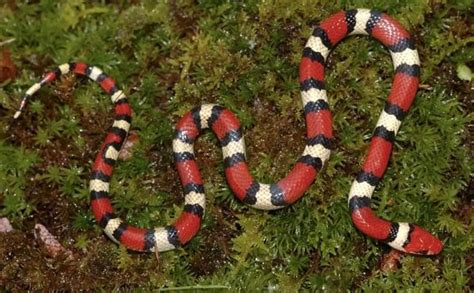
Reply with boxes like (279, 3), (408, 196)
(34, 223), (74, 259)
(379, 249), (403, 272)
(119, 131), (139, 160)
(0, 49), (17, 82)
(0, 217), (13, 233)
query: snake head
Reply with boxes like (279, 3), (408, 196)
(403, 225), (443, 255)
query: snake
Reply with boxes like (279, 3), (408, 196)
(15, 8), (442, 255)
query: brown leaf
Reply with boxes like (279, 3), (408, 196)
(0, 49), (17, 82)
(379, 249), (403, 272)
(34, 223), (74, 259)
(386, 197), (395, 207)
(118, 131), (139, 160)
(0, 217), (13, 233)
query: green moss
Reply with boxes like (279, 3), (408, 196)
(0, 142), (40, 220)
(0, 0), (472, 291)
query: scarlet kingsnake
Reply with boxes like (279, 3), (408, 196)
(15, 9), (442, 255)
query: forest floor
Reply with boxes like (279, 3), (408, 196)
(0, 0), (472, 291)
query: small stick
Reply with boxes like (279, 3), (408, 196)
(0, 38), (15, 47)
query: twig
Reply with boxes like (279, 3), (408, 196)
(0, 38), (15, 47)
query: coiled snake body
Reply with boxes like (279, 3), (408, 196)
(16, 9), (442, 255)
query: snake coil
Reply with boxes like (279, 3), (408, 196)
(16, 9), (442, 255)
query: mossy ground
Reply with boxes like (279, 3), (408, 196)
(0, 0), (472, 291)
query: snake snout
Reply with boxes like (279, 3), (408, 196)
(404, 225), (443, 255)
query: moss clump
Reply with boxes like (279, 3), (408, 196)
(0, 0), (472, 291)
